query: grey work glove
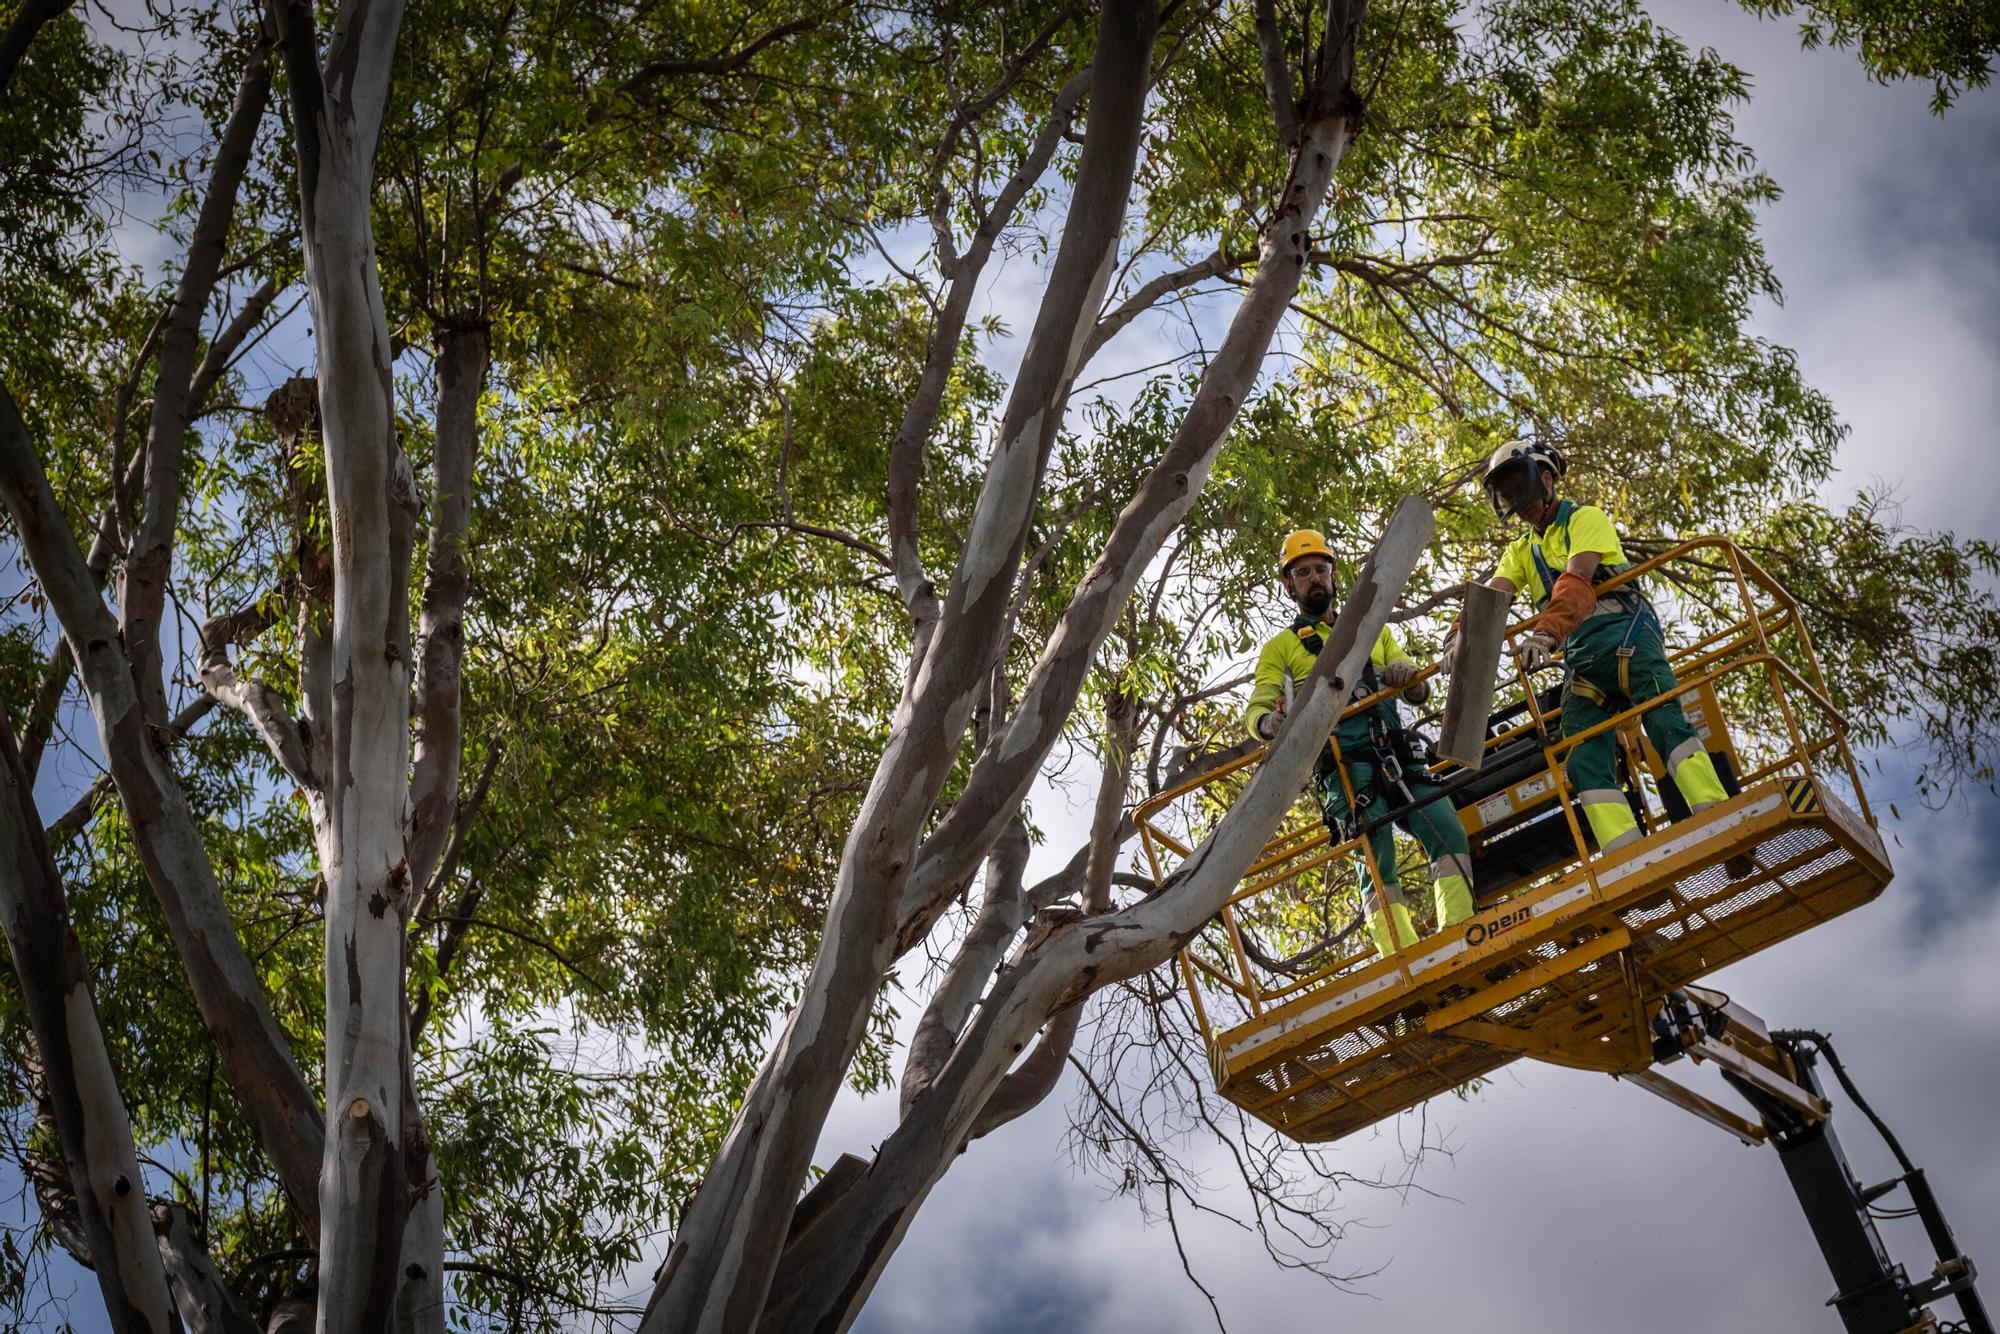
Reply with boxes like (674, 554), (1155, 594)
(1438, 627), (1461, 678)
(1255, 708), (1282, 740)
(1380, 659), (1419, 689)
(1513, 631), (1558, 673)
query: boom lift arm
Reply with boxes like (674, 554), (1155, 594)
(1635, 992), (1990, 1334)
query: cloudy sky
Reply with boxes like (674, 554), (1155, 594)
(829, 6), (2000, 1333)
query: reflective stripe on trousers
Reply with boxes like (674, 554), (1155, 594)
(1319, 761), (1475, 953)
(1577, 786), (1640, 852)
(1561, 613), (1728, 852)
(1430, 851), (1475, 927)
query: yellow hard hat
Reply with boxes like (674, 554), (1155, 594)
(1278, 528), (1335, 574)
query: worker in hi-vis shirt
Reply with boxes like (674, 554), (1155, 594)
(1245, 530), (1474, 957)
(1464, 439), (1728, 854)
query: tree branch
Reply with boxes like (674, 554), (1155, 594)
(187, 276), (282, 415)
(972, 688), (1144, 1136)
(408, 325), (488, 896)
(409, 740), (503, 1043)
(21, 305), (180, 782)
(0, 0), (74, 97)
(0, 381), (325, 1237)
(922, 6), (1083, 277)
(265, 0), (327, 226)
(0, 702), (180, 1331)
(121, 33), (273, 725)
(1081, 246), (1250, 366)
(415, 908), (607, 997)
(729, 517), (892, 569)
(900, 817), (1030, 1117)
(626, 16), (818, 84)
(890, 68), (1093, 623)
(409, 877), (480, 1044)
(969, 690), (1137, 1140)
(198, 603), (318, 794)
(414, 739), (502, 926)
(46, 694), (217, 839)
(897, 96), (1365, 948)
(1253, 0), (1299, 143)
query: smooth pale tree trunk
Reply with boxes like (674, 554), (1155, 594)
(306, 163), (419, 1333)
(763, 498), (1433, 1334)
(757, 11), (1375, 1320)
(644, 9), (1160, 1331)
(267, 0), (417, 1324)
(0, 709), (178, 1332)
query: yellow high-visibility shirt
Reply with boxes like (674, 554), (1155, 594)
(1244, 622), (1411, 742)
(1494, 502), (1628, 609)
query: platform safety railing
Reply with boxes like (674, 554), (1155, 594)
(1135, 537), (1873, 1051)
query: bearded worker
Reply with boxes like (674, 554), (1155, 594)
(1244, 529), (1476, 958)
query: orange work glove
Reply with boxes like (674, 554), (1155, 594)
(1535, 571), (1599, 643)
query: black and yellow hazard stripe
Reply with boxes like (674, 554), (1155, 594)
(1784, 778), (1821, 815)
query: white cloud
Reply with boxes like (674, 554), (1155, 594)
(1650, 0), (2000, 537)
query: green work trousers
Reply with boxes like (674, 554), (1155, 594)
(1561, 611), (1728, 852)
(1315, 754), (1474, 955)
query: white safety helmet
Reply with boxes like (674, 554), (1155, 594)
(1482, 438), (1567, 520)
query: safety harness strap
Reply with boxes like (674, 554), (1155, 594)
(1293, 618), (1415, 826)
(1291, 619), (1380, 691)
(1529, 499), (1644, 613)
(1530, 500), (1661, 694)
(1527, 500), (1574, 610)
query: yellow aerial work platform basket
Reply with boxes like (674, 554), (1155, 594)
(1136, 538), (1893, 1145)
